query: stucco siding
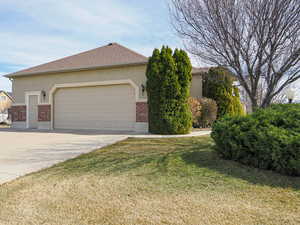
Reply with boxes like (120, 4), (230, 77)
(38, 122), (51, 130)
(12, 65), (147, 104)
(12, 65), (203, 104)
(190, 74), (203, 98)
(11, 122), (26, 129)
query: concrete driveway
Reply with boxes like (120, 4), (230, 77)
(0, 129), (128, 184)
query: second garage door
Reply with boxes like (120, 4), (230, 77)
(54, 84), (136, 131)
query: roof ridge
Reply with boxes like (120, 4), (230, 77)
(112, 43), (148, 60)
(8, 42), (149, 77)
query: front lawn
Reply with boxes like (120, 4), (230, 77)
(0, 136), (299, 225)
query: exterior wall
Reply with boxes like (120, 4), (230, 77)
(10, 65), (202, 132)
(190, 74), (203, 98)
(136, 102), (149, 133)
(38, 122), (51, 130)
(38, 105), (51, 122)
(10, 105), (26, 122)
(12, 65), (202, 104)
(12, 65), (148, 104)
(136, 102), (148, 122)
(10, 105), (52, 129)
(134, 122), (148, 133)
(11, 122), (26, 129)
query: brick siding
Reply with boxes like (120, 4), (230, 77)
(136, 102), (148, 122)
(9, 105), (26, 122)
(38, 105), (51, 122)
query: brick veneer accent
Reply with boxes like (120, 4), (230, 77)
(136, 102), (148, 122)
(9, 105), (26, 122)
(38, 105), (51, 122)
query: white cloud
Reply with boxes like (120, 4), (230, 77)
(0, 0), (164, 92)
(0, 0), (170, 68)
(0, 32), (93, 66)
(3, 0), (144, 38)
(0, 74), (11, 91)
(0, 0), (189, 92)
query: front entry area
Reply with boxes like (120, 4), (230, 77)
(53, 84), (136, 131)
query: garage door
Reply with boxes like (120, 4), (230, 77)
(54, 84), (136, 131)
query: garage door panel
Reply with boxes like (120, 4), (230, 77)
(54, 84), (136, 131)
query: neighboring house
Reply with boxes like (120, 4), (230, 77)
(0, 91), (13, 123)
(5, 43), (208, 132)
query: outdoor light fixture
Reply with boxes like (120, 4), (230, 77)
(141, 84), (146, 96)
(41, 90), (46, 100)
(286, 88), (295, 104)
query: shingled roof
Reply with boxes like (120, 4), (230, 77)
(5, 43), (208, 77)
(5, 43), (149, 77)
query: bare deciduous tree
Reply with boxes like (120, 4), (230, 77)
(0, 96), (12, 114)
(170, 0), (300, 109)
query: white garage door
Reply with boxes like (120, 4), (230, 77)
(54, 84), (136, 131)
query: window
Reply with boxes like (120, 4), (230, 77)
(0, 96), (6, 101)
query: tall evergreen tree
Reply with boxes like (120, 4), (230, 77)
(146, 49), (161, 132)
(203, 67), (245, 118)
(146, 47), (192, 134)
(173, 49), (193, 133)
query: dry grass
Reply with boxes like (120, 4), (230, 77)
(0, 136), (299, 225)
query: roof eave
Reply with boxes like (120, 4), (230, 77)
(5, 62), (208, 78)
(5, 61), (148, 78)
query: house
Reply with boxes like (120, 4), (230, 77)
(5, 43), (208, 132)
(0, 91), (13, 123)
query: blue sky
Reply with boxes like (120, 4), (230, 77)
(0, 0), (299, 100)
(0, 0), (186, 91)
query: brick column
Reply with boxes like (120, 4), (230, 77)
(10, 106), (26, 122)
(136, 102), (148, 122)
(38, 105), (51, 122)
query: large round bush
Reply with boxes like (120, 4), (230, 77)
(211, 104), (300, 176)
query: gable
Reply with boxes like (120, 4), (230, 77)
(6, 43), (148, 78)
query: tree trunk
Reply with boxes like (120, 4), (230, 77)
(250, 97), (259, 112)
(261, 95), (273, 108)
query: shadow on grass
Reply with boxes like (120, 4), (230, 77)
(51, 137), (300, 191)
(50, 138), (204, 176)
(181, 150), (300, 190)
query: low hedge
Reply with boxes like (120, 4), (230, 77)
(211, 104), (300, 176)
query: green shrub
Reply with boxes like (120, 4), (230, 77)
(203, 67), (245, 118)
(198, 98), (218, 128)
(146, 47), (192, 134)
(211, 104), (300, 176)
(232, 87), (246, 116)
